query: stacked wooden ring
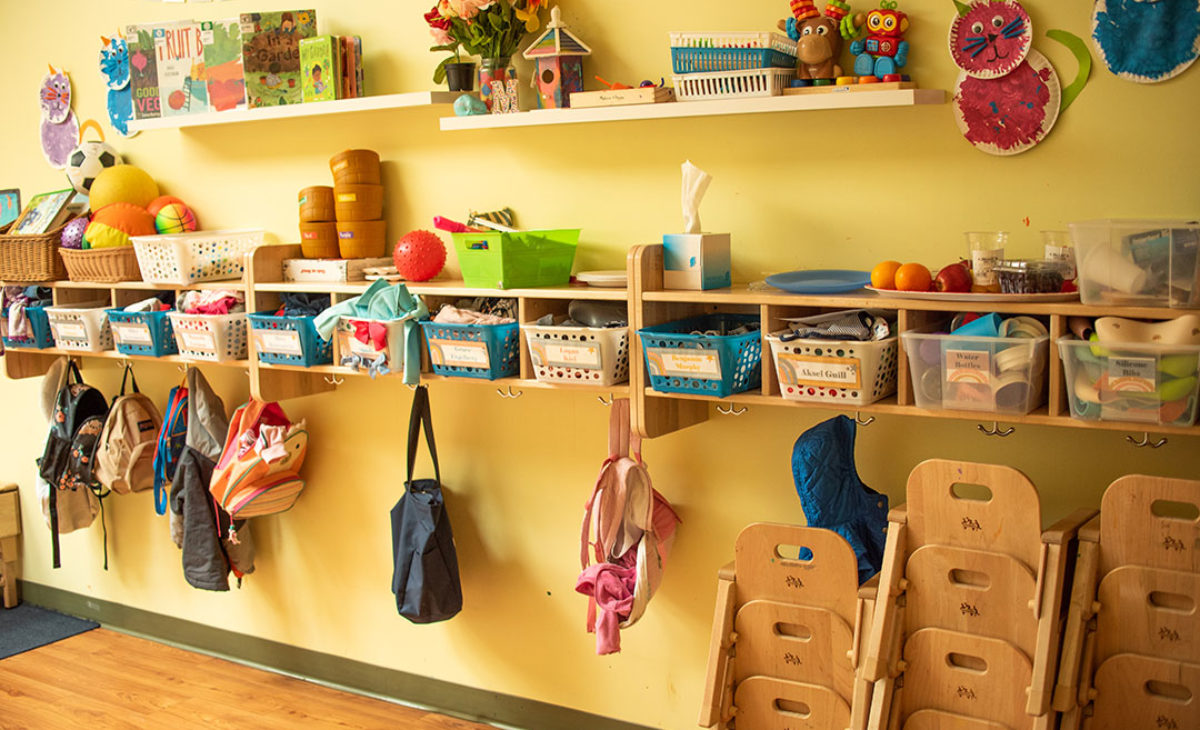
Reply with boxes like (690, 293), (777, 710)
(330, 149), (385, 259)
(298, 185), (338, 258)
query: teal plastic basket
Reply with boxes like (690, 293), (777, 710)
(1, 305), (53, 349)
(670, 46), (796, 73)
(638, 313), (762, 397)
(420, 320), (520, 380)
(248, 311), (333, 367)
(107, 309), (179, 357)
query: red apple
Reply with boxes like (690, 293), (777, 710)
(933, 262), (973, 293)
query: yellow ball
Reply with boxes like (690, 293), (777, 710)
(88, 164), (160, 210)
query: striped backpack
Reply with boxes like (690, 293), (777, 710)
(209, 399), (308, 520)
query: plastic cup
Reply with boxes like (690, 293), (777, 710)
(966, 231), (1007, 291)
(1042, 230), (1076, 280)
(1080, 244), (1148, 294)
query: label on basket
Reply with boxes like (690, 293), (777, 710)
(1103, 356), (1159, 422)
(431, 339), (491, 369)
(346, 335), (381, 356)
(257, 330), (303, 356)
(114, 324), (153, 345)
(646, 347), (721, 380)
(54, 322), (87, 340)
(776, 353), (861, 389)
(945, 350), (991, 386)
(180, 331), (216, 352)
(336, 193), (357, 202)
(534, 341), (602, 370)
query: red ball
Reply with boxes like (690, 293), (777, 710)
(393, 230), (446, 282)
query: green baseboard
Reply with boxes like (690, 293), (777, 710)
(20, 581), (652, 730)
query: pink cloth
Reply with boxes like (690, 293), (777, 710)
(575, 549), (637, 655)
(433, 305), (514, 325)
(178, 290), (245, 315)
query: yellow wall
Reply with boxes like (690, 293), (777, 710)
(3, 1), (1199, 728)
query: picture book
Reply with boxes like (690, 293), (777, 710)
(126, 24), (161, 120)
(155, 21), (209, 117)
(240, 10), (318, 108)
(0, 190), (20, 228)
(11, 189), (74, 235)
(339, 35), (362, 99)
(299, 35), (340, 102)
(200, 18), (246, 112)
(355, 36), (365, 97)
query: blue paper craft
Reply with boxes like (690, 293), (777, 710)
(1093, 0), (1200, 83)
(0, 190), (20, 228)
(99, 35), (135, 137)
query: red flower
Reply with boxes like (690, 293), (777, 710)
(424, 5), (451, 31)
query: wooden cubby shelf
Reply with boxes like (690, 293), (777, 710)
(5, 241), (1197, 440)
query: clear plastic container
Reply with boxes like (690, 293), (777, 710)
(993, 259), (1070, 294)
(1058, 337), (1200, 426)
(1071, 219), (1200, 308)
(901, 329), (1049, 414)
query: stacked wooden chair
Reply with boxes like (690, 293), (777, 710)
(0, 483), (21, 608)
(861, 459), (1095, 729)
(700, 522), (880, 729)
(1057, 475), (1200, 730)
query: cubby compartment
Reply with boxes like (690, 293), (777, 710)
(638, 313), (761, 398)
(1059, 337), (1200, 427)
(901, 327), (1049, 415)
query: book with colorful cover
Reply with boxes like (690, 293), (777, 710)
(300, 35), (340, 102)
(240, 10), (318, 108)
(200, 19), (246, 112)
(126, 24), (161, 120)
(154, 21), (210, 117)
(355, 36), (364, 97)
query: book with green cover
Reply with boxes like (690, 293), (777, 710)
(201, 19), (246, 112)
(300, 35), (340, 102)
(239, 10), (318, 108)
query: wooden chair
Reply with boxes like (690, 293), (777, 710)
(699, 522), (879, 729)
(0, 483), (21, 608)
(1056, 475), (1200, 730)
(862, 459), (1095, 729)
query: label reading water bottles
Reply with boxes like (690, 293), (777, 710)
(971, 248), (1005, 287)
(946, 350), (991, 385)
(114, 324), (153, 345)
(647, 348), (722, 380)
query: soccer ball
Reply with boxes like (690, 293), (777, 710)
(65, 141), (122, 195)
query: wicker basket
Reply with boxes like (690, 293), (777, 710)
(0, 220), (73, 281)
(60, 246), (142, 283)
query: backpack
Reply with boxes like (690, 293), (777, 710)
(152, 383), (188, 516)
(37, 360), (109, 569)
(95, 365), (163, 496)
(209, 399), (308, 520)
(576, 398), (680, 655)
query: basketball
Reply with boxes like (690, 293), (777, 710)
(154, 203), (198, 234)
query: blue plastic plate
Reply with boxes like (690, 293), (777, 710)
(765, 270), (871, 294)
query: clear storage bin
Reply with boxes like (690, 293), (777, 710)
(901, 329), (1049, 414)
(1071, 219), (1200, 308)
(1058, 337), (1200, 426)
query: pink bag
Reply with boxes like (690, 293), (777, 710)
(577, 398), (680, 654)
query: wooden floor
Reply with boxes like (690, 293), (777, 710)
(0, 628), (497, 729)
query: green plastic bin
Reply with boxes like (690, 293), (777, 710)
(452, 229), (579, 289)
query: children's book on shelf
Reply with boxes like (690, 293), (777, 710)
(200, 18), (247, 112)
(339, 36), (363, 99)
(11, 189), (75, 235)
(300, 35), (340, 102)
(155, 21), (210, 117)
(354, 36), (364, 97)
(126, 24), (161, 120)
(240, 10), (318, 108)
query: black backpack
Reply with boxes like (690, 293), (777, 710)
(38, 361), (109, 569)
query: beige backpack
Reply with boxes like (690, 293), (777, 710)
(95, 366), (162, 495)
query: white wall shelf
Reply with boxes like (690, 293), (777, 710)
(128, 91), (462, 132)
(439, 88), (946, 131)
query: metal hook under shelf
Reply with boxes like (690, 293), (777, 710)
(854, 411), (875, 426)
(1125, 432), (1168, 449)
(496, 386), (523, 399)
(597, 393), (614, 406)
(977, 421), (1015, 437)
(716, 404), (747, 416)
(323, 375), (345, 386)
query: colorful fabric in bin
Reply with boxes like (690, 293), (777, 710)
(791, 416), (888, 585)
(275, 293), (330, 317)
(313, 279), (428, 384)
(178, 290), (245, 315)
(2, 286), (54, 348)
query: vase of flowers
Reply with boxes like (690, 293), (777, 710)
(428, 0), (546, 110)
(426, 4), (476, 90)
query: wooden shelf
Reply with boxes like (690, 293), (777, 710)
(257, 361), (629, 394)
(3, 280), (246, 292)
(128, 91), (461, 132)
(6, 348), (249, 368)
(440, 88), (945, 131)
(253, 279), (627, 300)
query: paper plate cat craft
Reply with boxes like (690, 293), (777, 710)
(948, 0), (1091, 156)
(40, 66), (80, 169)
(99, 35), (136, 137)
(1093, 0), (1200, 83)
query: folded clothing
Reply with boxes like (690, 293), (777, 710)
(274, 293), (331, 318)
(780, 310), (890, 342)
(178, 290), (245, 316)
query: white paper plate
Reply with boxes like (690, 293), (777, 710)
(577, 270), (628, 287)
(865, 286), (1078, 303)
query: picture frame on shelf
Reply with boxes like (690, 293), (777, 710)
(10, 188), (75, 235)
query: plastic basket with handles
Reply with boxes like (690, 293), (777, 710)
(107, 309), (178, 357)
(637, 313), (762, 397)
(45, 302), (114, 352)
(673, 67), (796, 101)
(767, 331), (899, 406)
(1, 305), (54, 349)
(132, 229), (263, 286)
(669, 31), (797, 74)
(168, 312), (248, 362)
(248, 312), (333, 367)
(523, 322), (629, 386)
(420, 320), (520, 380)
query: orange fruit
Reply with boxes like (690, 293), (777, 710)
(871, 260), (903, 289)
(894, 263), (933, 292)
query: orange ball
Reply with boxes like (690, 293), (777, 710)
(894, 263), (933, 292)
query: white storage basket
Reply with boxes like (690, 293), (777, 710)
(673, 67), (796, 101)
(767, 331), (899, 406)
(168, 312), (248, 362)
(335, 317), (410, 374)
(522, 323), (630, 386)
(45, 302), (114, 353)
(132, 229), (264, 286)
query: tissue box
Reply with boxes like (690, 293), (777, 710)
(663, 233), (731, 290)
